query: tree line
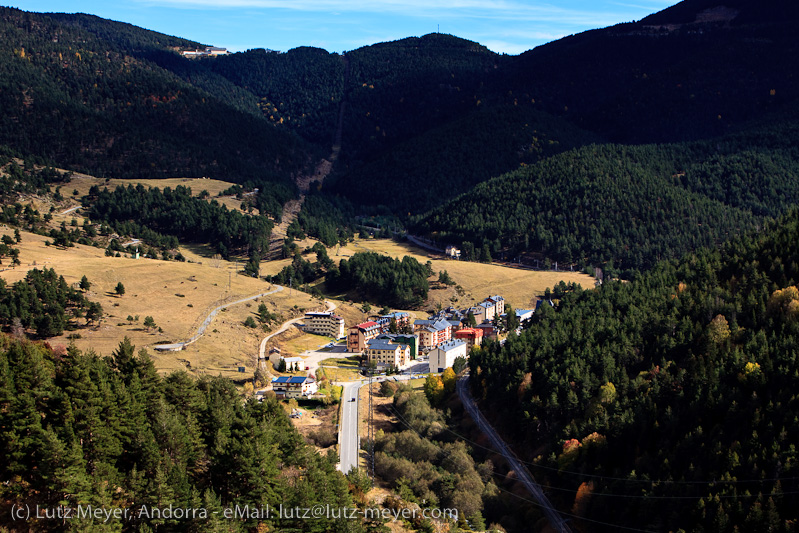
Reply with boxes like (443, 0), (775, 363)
(0, 336), (367, 532)
(325, 251), (431, 309)
(0, 268), (101, 337)
(84, 184), (273, 259)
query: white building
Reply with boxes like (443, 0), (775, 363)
(486, 295), (505, 316)
(428, 339), (468, 373)
(271, 376), (317, 398)
(280, 356), (306, 372)
(303, 312), (345, 339)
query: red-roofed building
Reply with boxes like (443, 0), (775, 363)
(454, 327), (484, 350)
(347, 321), (382, 353)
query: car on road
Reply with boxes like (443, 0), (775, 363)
(349, 397), (356, 402)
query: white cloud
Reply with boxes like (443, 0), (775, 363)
(138, 0), (658, 26)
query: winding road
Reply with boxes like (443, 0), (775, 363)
(457, 374), (571, 533)
(154, 284), (285, 351)
(257, 298), (337, 363)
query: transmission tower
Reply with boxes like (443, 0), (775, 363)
(368, 374), (375, 486)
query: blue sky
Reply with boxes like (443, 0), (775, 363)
(7, 1), (676, 54)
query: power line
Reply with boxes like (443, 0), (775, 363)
(386, 405), (656, 533)
(389, 405), (797, 502)
(430, 387), (799, 487)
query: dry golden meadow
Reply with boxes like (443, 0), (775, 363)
(0, 228), (319, 377)
(0, 172), (592, 379)
(339, 238), (593, 311)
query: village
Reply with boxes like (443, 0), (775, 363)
(265, 294), (543, 400)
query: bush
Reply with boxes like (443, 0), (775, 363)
(380, 380), (400, 397)
(308, 427), (337, 448)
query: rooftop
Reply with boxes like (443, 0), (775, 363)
(272, 376), (313, 384)
(433, 339), (467, 351)
(367, 339), (407, 351)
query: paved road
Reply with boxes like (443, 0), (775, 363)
(338, 380), (366, 474)
(457, 374), (571, 533)
(258, 299), (337, 370)
(155, 285), (284, 351)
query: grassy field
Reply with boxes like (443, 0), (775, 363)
(0, 201), (592, 381)
(339, 238), (594, 310)
(325, 356), (362, 367)
(317, 366), (361, 382)
(281, 332), (338, 354)
(0, 228), (321, 377)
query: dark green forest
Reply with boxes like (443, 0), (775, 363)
(412, 122), (799, 272)
(0, 7), (306, 214)
(329, 104), (598, 214)
(0, 336), (367, 532)
(83, 184), (275, 259)
(468, 209), (799, 531)
(0, 268), (100, 337)
(207, 46), (346, 145)
(326, 252), (431, 309)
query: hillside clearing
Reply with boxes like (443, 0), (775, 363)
(339, 238), (594, 310)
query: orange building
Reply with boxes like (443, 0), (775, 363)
(454, 327), (484, 350)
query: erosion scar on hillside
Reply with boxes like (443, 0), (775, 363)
(269, 55), (349, 258)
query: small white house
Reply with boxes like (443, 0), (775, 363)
(271, 376), (317, 398)
(281, 356), (306, 372)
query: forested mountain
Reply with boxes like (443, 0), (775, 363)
(7, 1), (799, 237)
(329, 0), (799, 214)
(412, 119), (799, 272)
(0, 7), (306, 217)
(468, 208), (799, 531)
(338, 34), (501, 161)
(498, 0), (799, 144)
(329, 104), (598, 214)
(207, 46), (346, 145)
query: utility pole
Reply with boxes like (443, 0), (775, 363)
(368, 374), (375, 486)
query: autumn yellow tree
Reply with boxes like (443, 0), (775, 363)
(424, 374), (444, 405)
(441, 367), (457, 395)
